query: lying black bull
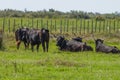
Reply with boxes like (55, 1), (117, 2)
(56, 36), (87, 52)
(95, 39), (120, 53)
(28, 28), (49, 52)
(15, 27), (29, 49)
(72, 37), (93, 51)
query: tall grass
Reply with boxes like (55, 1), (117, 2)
(0, 30), (5, 50)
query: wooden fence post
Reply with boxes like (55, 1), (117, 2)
(50, 19), (52, 32)
(80, 19), (82, 34)
(40, 19), (42, 28)
(95, 20), (97, 33)
(13, 19), (16, 32)
(32, 18), (33, 28)
(72, 21), (74, 34)
(103, 20), (105, 32)
(106, 20), (108, 33)
(99, 21), (101, 33)
(55, 20), (56, 32)
(2, 18), (5, 32)
(113, 20), (115, 32)
(117, 20), (119, 32)
(27, 18), (29, 27)
(46, 20), (48, 29)
(91, 19), (93, 33)
(8, 19), (10, 33)
(36, 19), (38, 29)
(67, 19), (69, 32)
(87, 20), (89, 33)
(0, 30), (3, 49)
(63, 19), (65, 33)
(76, 19), (78, 33)
(60, 19), (62, 34)
(109, 20), (111, 33)
(40, 19), (43, 28)
(21, 18), (23, 27)
(83, 19), (85, 34)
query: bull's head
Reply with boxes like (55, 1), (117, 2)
(83, 44), (93, 51)
(21, 31), (27, 40)
(95, 39), (104, 45)
(18, 28), (29, 41)
(56, 36), (65, 46)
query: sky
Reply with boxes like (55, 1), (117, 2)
(0, 0), (120, 13)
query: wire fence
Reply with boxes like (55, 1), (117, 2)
(1, 18), (120, 34)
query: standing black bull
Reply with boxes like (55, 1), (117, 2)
(28, 29), (41, 52)
(56, 36), (86, 52)
(15, 27), (29, 49)
(41, 28), (49, 52)
(28, 28), (49, 52)
(95, 39), (120, 53)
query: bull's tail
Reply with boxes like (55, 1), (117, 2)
(15, 30), (19, 41)
(41, 28), (49, 41)
(16, 40), (21, 45)
(15, 29), (21, 46)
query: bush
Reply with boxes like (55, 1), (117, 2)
(96, 16), (105, 21)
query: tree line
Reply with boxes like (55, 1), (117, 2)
(0, 9), (120, 20)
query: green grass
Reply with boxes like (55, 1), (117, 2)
(0, 33), (120, 80)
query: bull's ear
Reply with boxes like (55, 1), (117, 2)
(26, 28), (29, 30)
(45, 29), (49, 32)
(19, 28), (22, 31)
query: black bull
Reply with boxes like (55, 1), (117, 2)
(15, 27), (29, 49)
(72, 37), (93, 51)
(29, 28), (49, 52)
(56, 36), (93, 52)
(15, 28), (49, 52)
(95, 39), (120, 53)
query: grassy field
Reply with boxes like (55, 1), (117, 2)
(0, 33), (120, 80)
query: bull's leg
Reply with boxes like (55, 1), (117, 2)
(24, 42), (27, 50)
(31, 44), (34, 52)
(46, 42), (49, 52)
(27, 40), (30, 49)
(81, 46), (83, 51)
(36, 44), (40, 52)
(17, 41), (21, 49)
(42, 42), (45, 52)
(27, 43), (29, 49)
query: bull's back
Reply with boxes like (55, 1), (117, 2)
(29, 29), (41, 44)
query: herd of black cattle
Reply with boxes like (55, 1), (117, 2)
(15, 27), (120, 54)
(15, 27), (49, 52)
